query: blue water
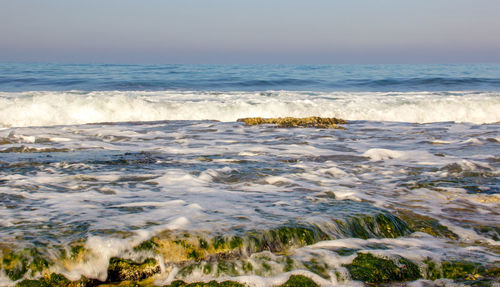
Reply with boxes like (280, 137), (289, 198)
(1, 63), (499, 285)
(1, 63), (500, 92)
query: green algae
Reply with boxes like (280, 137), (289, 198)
(134, 240), (159, 252)
(237, 117), (347, 129)
(16, 273), (70, 287)
(203, 263), (213, 275)
(211, 236), (226, 251)
(423, 258), (441, 280)
(332, 248), (359, 256)
(441, 261), (485, 280)
(336, 212), (411, 240)
(283, 257), (294, 272)
(216, 261), (238, 276)
(304, 258), (330, 279)
(261, 262), (271, 272)
(422, 258), (500, 284)
(107, 258), (160, 282)
(395, 210), (458, 239)
(163, 280), (244, 287)
(279, 275), (318, 287)
(344, 253), (421, 283)
(198, 239), (209, 250)
(242, 262), (253, 272)
(178, 264), (199, 278)
(15, 274), (102, 287)
(1, 248), (51, 281)
(246, 225), (328, 253)
(228, 237), (242, 249)
(0, 146), (71, 153)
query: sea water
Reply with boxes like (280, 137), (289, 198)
(0, 64), (499, 286)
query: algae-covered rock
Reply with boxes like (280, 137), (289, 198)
(163, 280), (244, 287)
(16, 273), (70, 287)
(237, 117), (347, 129)
(423, 259), (500, 283)
(107, 258), (160, 282)
(344, 253), (421, 283)
(247, 225), (328, 253)
(336, 212), (411, 240)
(133, 240), (160, 252)
(279, 275), (318, 287)
(150, 225), (326, 264)
(67, 276), (102, 287)
(2, 248), (51, 281)
(441, 260), (486, 280)
(304, 258), (330, 279)
(395, 210), (458, 239)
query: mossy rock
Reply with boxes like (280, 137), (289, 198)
(395, 210), (458, 239)
(279, 275), (318, 287)
(216, 261), (238, 276)
(2, 248), (51, 281)
(237, 117), (347, 129)
(107, 258), (160, 282)
(441, 261), (486, 280)
(337, 212), (411, 239)
(68, 276), (102, 287)
(344, 253), (421, 283)
(133, 240), (160, 252)
(163, 280), (244, 287)
(304, 258), (330, 279)
(423, 259), (499, 282)
(95, 278), (155, 287)
(16, 273), (70, 287)
(247, 225), (328, 253)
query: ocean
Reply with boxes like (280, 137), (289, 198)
(0, 63), (499, 286)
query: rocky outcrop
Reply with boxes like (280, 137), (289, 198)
(237, 117), (347, 129)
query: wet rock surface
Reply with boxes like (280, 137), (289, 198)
(106, 258), (161, 282)
(237, 117), (347, 129)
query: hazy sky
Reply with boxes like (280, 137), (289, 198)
(1, 0), (500, 64)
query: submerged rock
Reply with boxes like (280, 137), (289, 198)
(280, 275), (318, 287)
(237, 117), (347, 129)
(344, 252), (421, 283)
(163, 280), (244, 287)
(335, 212), (411, 239)
(246, 225), (328, 253)
(16, 273), (70, 287)
(394, 210), (458, 239)
(107, 258), (160, 282)
(1, 248), (50, 281)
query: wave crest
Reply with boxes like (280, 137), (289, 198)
(1, 91), (499, 127)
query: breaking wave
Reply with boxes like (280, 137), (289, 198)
(1, 90), (499, 127)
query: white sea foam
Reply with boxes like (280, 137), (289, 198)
(1, 115), (499, 285)
(1, 91), (499, 127)
(363, 148), (405, 161)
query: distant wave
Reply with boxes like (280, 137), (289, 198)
(2, 74), (500, 92)
(341, 77), (500, 89)
(1, 91), (499, 127)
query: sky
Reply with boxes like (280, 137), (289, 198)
(1, 0), (500, 64)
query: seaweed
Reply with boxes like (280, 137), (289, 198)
(280, 275), (318, 287)
(163, 280), (244, 287)
(16, 273), (70, 287)
(344, 253), (421, 283)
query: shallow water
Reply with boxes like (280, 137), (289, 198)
(0, 64), (499, 286)
(1, 119), (499, 285)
